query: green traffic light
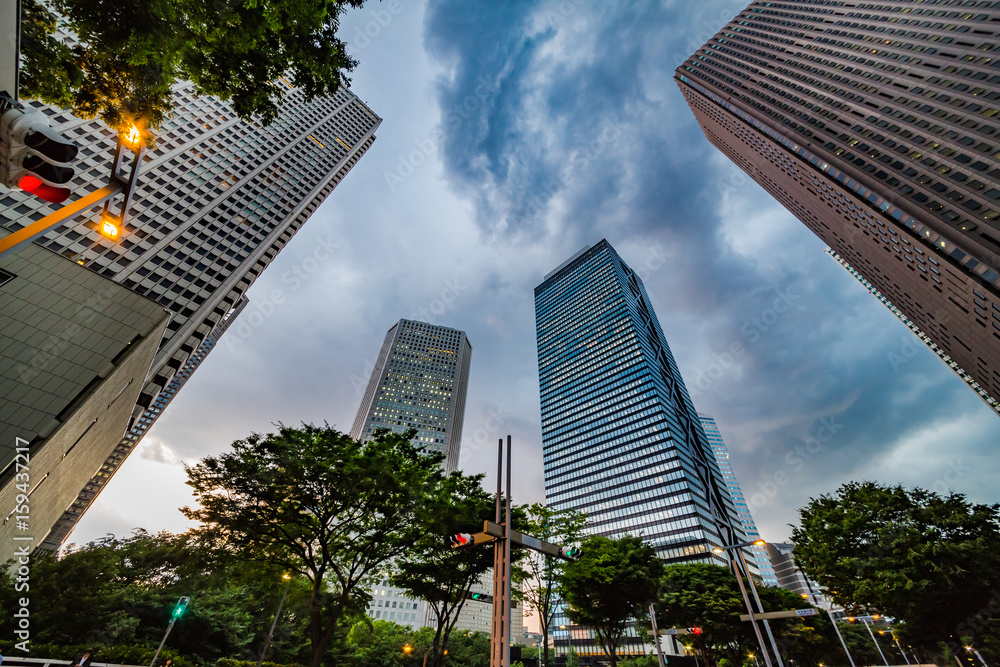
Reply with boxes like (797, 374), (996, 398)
(172, 596), (190, 619)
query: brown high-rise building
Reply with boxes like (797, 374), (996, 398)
(675, 1), (1000, 407)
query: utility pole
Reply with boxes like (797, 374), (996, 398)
(450, 436), (582, 667)
(648, 603), (667, 667)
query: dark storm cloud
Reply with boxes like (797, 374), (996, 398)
(423, 0), (999, 539)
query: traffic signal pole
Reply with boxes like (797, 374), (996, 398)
(1, 113), (147, 258)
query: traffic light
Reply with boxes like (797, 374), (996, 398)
(561, 546), (582, 560)
(468, 591), (494, 603)
(689, 627), (703, 635)
(449, 533), (472, 547)
(171, 596), (190, 620)
(0, 97), (78, 203)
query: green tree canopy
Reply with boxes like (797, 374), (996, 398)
(20, 0), (366, 132)
(182, 425), (447, 667)
(0, 530), (306, 663)
(561, 534), (664, 667)
(389, 472), (504, 667)
(790, 482), (1000, 660)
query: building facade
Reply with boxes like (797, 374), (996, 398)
(0, 80), (381, 550)
(536, 241), (745, 559)
(699, 413), (779, 586)
(536, 241), (749, 660)
(349, 318), (472, 473)
(676, 0), (1000, 410)
(765, 542), (829, 609)
(350, 318), (480, 630)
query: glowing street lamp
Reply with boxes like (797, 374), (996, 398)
(100, 214), (120, 240)
(966, 646), (989, 667)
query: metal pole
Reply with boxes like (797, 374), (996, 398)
(149, 618), (176, 667)
(973, 650), (989, 667)
(862, 619), (889, 667)
(648, 604), (666, 667)
(491, 438), (505, 667)
(894, 638), (911, 666)
(825, 605), (856, 667)
(567, 628), (574, 667)
(730, 556), (773, 667)
(258, 578), (292, 667)
(504, 434), (513, 667)
(738, 549), (784, 667)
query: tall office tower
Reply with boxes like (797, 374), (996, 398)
(535, 240), (746, 562)
(350, 318), (472, 473)
(765, 542), (830, 609)
(699, 413), (779, 586)
(676, 1), (1000, 409)
(1, 81), (381, 550)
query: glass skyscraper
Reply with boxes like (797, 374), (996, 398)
(535, 240), (746, 562)
(1, 80), (381, 550)
(350, 318), (479, 630)
(699, 413), (779, 586)
(350, 318), (472, 473)
(676, 0), (1000, 411)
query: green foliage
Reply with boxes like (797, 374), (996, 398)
(183, 425), (450, 667)
(0, 530), (304, 664)
(390, 475), (524, 667)
(791, 481), (1000, 660)
(561, 535), (664, 667)
(656, 562), (754, 667)
(519, 504), (587, 667)
(19, 0), (366, 132)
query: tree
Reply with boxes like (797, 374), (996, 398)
(519, 504), (587, 667)
(655, 562), (756, 667)
(791, 482), (1000, 660)
(0, 529), (300, 663)
(391, 474), (524, 667)
(182, 425), (447, 667)
(561, 535), (664, 667)
(19, 0), (366, 133)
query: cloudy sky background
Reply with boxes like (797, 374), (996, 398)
(70, 0), (999, 552)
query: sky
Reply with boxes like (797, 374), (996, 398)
(69, 0), (1000, 552)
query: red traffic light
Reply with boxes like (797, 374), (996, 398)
(689, 627), (703, 635)
(18, 174), (70, 203)
(1, 99), (77, 203)
(449, 533), (472, 547)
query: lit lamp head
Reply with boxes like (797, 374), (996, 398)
(123, 124), (143, 150)
(100, 215), (120, 240)
(403, 644), (413, 654)
(753, 540), (765, 546)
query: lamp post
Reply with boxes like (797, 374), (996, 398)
(560, 624), (575, 667)
(859, 617), (889, 667)
(714, 541), (780, 667)
(894, 636), (911, 666)
(258, 573), (292, 667)
(967, 646), (989, 667)
(816, 598), (855, 667)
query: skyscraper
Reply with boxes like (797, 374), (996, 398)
(1, 80), (381, 549)
(699, 413), (779, 586)
(676, 1), (1000, 408)
(350, 318), (472, 473)
(535, 240), (746, 562)
(351, 318), (475, 629)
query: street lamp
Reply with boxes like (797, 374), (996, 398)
(817, 599), (856, 667)
(560, 624), (575, 667)
(967, 646), (989, 667)
(257, 573), (292, 667)
(714, 540), (781, 667)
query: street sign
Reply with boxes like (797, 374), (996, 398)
(740, 608), (818, 622)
